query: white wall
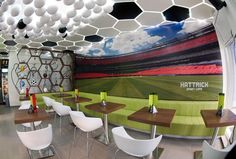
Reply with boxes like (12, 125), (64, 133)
(213, 0), (236, 107)
(8, 50), (20, 106)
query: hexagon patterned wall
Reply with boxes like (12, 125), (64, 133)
(11, 47), (74, 94)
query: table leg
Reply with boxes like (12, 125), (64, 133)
(76, 103), (80, 111)
(147, 125), (158, 159)
(211, 127), (219, 145)
(104, 114), (109, 144)
(94, 114), (109, 145)
(151, 125), (157, 139)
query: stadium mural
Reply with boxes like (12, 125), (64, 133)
(75, 20), (222, 101)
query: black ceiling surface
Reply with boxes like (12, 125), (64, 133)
(163, 5), (189, 22)
(110, 2), (142, 19)
(42, 41), (57, 47)
(85, 35), (103, 42)
(4, 40), (17, 46)
(0, 52), (8, 55)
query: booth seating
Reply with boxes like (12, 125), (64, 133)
(37, 91), (226, 138)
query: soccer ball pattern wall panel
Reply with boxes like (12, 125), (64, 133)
(12, 47), (74, 94)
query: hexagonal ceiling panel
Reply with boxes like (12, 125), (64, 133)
(174, 0), (203, 8)
(52, 46), (67, 51)
(0, 51), (8, 55)
(27, 42), (43, 48)
(42, 41), (57, 47)
(91, 14), (117, 28)
(65, 35), (84, 41)
(97, 28), (120, 37)
(6, 46), (18, 51)
(0, 43), (6, 49)
(191, 3), (215, 19)
(76, 25), (98, 36)
(46, 36), (64, 42)
(85, 35), (103, 42)
(110, 2), (142, 19)
(75, 41), (91, 47)
(15, 38), (31, 45)
(0, 1), (216, 55)
(58, 41), (74, 47)
(163, 5), (190, 22)
(114, 20), (140, 31)
(31, 37), (47, 43)
(4, 40), (17, 46)
(67, 46), (81, 51)
(137, 0), (173, 12)
(136, 12), (164, 26)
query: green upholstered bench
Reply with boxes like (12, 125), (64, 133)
(39, 91), (226, 138)
(35, 92), (75, 108)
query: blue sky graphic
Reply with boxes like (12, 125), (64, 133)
(146, 22), (184, 41)
(82, 22), (189, 57)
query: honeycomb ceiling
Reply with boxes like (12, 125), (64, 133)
(0, 0), (216, 56)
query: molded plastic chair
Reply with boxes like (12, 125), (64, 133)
(42, 96), (55, 112)
(16, 124), (53, 158)
(69, 111), (103, 158)
(52, 101), (71, 131)
(20, 101), (31, 108)
(19, 103), (42, 129)
(202, 140), (236, 159)
(112, 126), (162, 159)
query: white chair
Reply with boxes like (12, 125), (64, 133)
(112, 126), (162, 159)
(202, 140), (236, 159)
(16, 124), (53, 158)
(52, 101), (71, 131)
(19, 103), (42, 129)
(69, 111), (103, 158)
(20, 101), (31, 107)
(42, 96), (55, 112)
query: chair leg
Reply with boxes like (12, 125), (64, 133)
(39, 123), (43, 129)
(27, 148), (32, 159)
(54, 113), (57, 122)
(60, 116), (62, 135)
(88, 136), (95, 158)
(73, 127), (77, 145)
(87, 132), (89, 158)
(50, 144), (62, 159)
(114, 149), (120, 159)
(69, 127), (79, 159)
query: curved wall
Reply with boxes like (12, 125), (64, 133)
(75, 23), (223, 101)
(213, 0), (236, 108)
